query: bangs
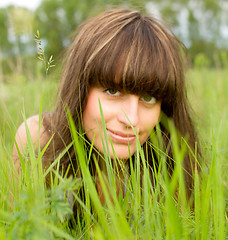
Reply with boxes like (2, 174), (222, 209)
(87, 15), (183, 105)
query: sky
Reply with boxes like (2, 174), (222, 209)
(0, 0), (41, 10)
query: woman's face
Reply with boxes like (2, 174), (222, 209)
(82, 87), (161, 159)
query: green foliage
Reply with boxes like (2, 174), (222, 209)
(0, 0), (228, 80)
(34, 0), (147, 59)
(34, 30), (55, 77)
(0, 8), (10, 49)
(194, 53), (210, 69)
(218, 51), (228, 68)
(0, 69), (227, 239)
(0, 77), (57, 147)
(0, 6), (39, 80)
(32, 0), (228, 66)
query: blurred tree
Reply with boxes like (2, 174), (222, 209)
(148, 0), (228, 66)
(7, 6), (35, 73)
(1, 0), (227, 75)
(0, 6), (35, 79)
(0, 9), (10, 54)
(34, 0), (148, 60)
(0, 8), (10, 82)
(34, 0), (228, 67)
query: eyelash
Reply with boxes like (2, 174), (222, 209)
(104, 88), (157, 104)
(104, 89), (121, 96)
(140, 95), (157, 104)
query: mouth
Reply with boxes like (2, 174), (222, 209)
(106, 128), (136, 144)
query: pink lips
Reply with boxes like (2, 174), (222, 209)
(106, 129), (136, 144)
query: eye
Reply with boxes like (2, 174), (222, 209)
(141, 93), (157, 104)
(105, 89), (121, 96)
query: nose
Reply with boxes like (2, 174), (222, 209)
(118, 95), (139, 127)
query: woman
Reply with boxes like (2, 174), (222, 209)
(13, 8), (199, 205)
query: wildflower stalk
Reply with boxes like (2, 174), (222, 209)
(34, 30), (55, 77)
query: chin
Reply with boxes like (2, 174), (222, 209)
(108, 147), (136, 160)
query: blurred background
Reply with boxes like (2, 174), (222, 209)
(0, 0), (228, 83)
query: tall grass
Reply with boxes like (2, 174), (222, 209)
(0, 69), (227, 239)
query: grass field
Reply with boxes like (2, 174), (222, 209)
(0, 69), (227, 239)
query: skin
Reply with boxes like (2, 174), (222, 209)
(12, 87), (161, 204)
(82, 87), (162, 160)
(13, 87), (161, 166)
(12, 115), (49, 170)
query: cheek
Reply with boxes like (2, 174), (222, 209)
(144, 105), (161, 128)
(140, 104), (161, 141)
(82, 96), (98, 131)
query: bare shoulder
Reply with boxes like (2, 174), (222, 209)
(12, 115), (50, 165)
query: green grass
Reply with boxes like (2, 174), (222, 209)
(0, 69), (227, 239)
(0, 75), (58, 149)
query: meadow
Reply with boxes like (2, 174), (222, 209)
(0, 68), (227, 239)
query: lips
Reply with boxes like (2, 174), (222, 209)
(106, 128), (136, 144)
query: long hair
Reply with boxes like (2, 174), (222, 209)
(43, 8), (199, 195)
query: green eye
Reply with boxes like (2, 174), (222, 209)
(105, 89), (120, 96)
(141, 94), (157, 104)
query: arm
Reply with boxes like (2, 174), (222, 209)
(12, 115), (48, 172)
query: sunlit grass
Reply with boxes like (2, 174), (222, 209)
(0, 69), (227, 239)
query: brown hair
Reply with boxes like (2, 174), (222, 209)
(43, 8), (199, 195)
